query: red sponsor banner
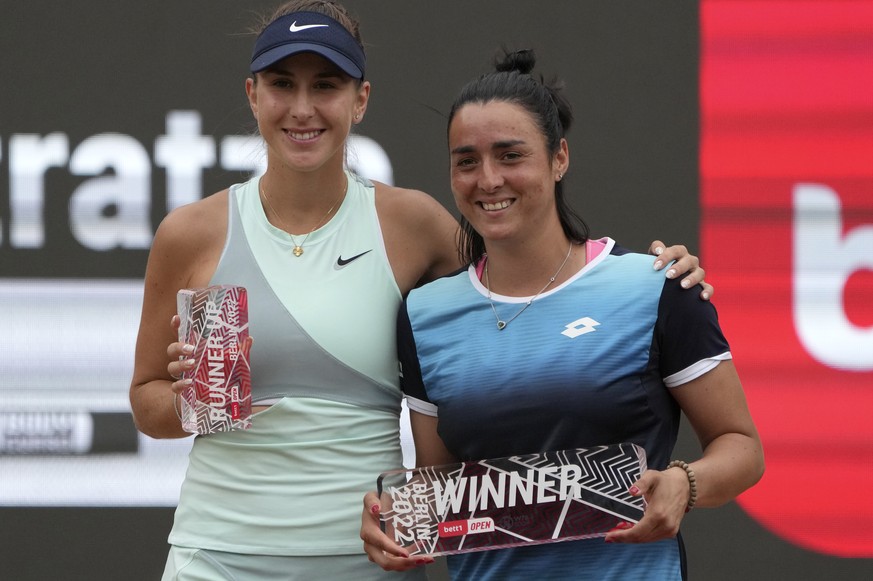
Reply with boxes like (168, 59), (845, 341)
(439, 520), (469, 538)
(701, 1), (873, 557)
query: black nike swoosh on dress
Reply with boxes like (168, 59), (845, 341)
(336, 249), (373, 267)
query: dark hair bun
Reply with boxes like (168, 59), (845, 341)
(495, 49), (536, 75)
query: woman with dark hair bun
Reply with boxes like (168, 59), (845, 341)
(450, 48), (587, 266)
(361, 50), (763, 580)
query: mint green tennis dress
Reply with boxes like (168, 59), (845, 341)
(163, 172), (423, 580)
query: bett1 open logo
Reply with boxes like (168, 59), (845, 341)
(701, 1), (873, 557)
(794, 184), (873, 372)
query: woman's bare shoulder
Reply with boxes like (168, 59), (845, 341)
(372, 181), (452, 223)
(154, 188), (230, 248)
(145, 189), (232, 290)
(372, 181), (461, 287)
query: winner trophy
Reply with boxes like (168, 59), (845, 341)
(377, 443), (647, 556)
(176, 285), (252, 434)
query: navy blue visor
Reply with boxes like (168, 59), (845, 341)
(250, 11), (365, 79)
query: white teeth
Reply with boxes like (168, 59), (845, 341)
(482, 200), (512, 211)
(289, 130), (321, 140)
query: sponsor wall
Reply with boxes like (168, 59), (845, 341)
(700, 0), (873, 560)
(0, 1), (870, 579)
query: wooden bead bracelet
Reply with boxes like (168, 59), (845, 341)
(667, 460), (698, 512)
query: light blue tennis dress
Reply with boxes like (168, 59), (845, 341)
(398, 238), (732, 580)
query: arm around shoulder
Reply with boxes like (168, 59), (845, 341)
(374, 183), (461, 293)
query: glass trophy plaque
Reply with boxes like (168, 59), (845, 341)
(177, 285), (252, 434)
(377, 443), (647, 556)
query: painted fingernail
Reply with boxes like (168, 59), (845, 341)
(371, 504), (381, 514)
(666, 269), (676, 279)
(629, 485), (640, 495)
(654, 246), (664, 255)
(182, 344), (194, 354)
(681, 278), (691, 288)
(653, 260), (663, 270)
(185, 358), (196, 367)
(702, 292), (710, 300)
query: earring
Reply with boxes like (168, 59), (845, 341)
(557, 173), (563, 180)
(354, 114), (361, 121)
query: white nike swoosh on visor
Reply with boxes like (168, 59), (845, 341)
(289, 22), (329, 32)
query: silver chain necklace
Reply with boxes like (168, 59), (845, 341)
(484, 242), (574, 330)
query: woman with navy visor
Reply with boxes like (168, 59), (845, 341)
(129, 2), (712, 579)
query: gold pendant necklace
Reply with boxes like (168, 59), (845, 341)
(484, 242), (574, 330)
(259, 178), (346, 257)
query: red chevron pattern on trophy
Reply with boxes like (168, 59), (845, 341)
(177, 285), (252, 434)
(378, 443), (647, 557)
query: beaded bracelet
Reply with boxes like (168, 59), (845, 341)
(667, 460), (698, 512)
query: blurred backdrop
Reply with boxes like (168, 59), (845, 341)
(1, 1), (871, 579)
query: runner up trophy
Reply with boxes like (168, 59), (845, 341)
(176, 285), (252, 434)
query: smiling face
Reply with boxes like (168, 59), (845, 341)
(246, 52), (369, 174)
(449, 100), (568, 245)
